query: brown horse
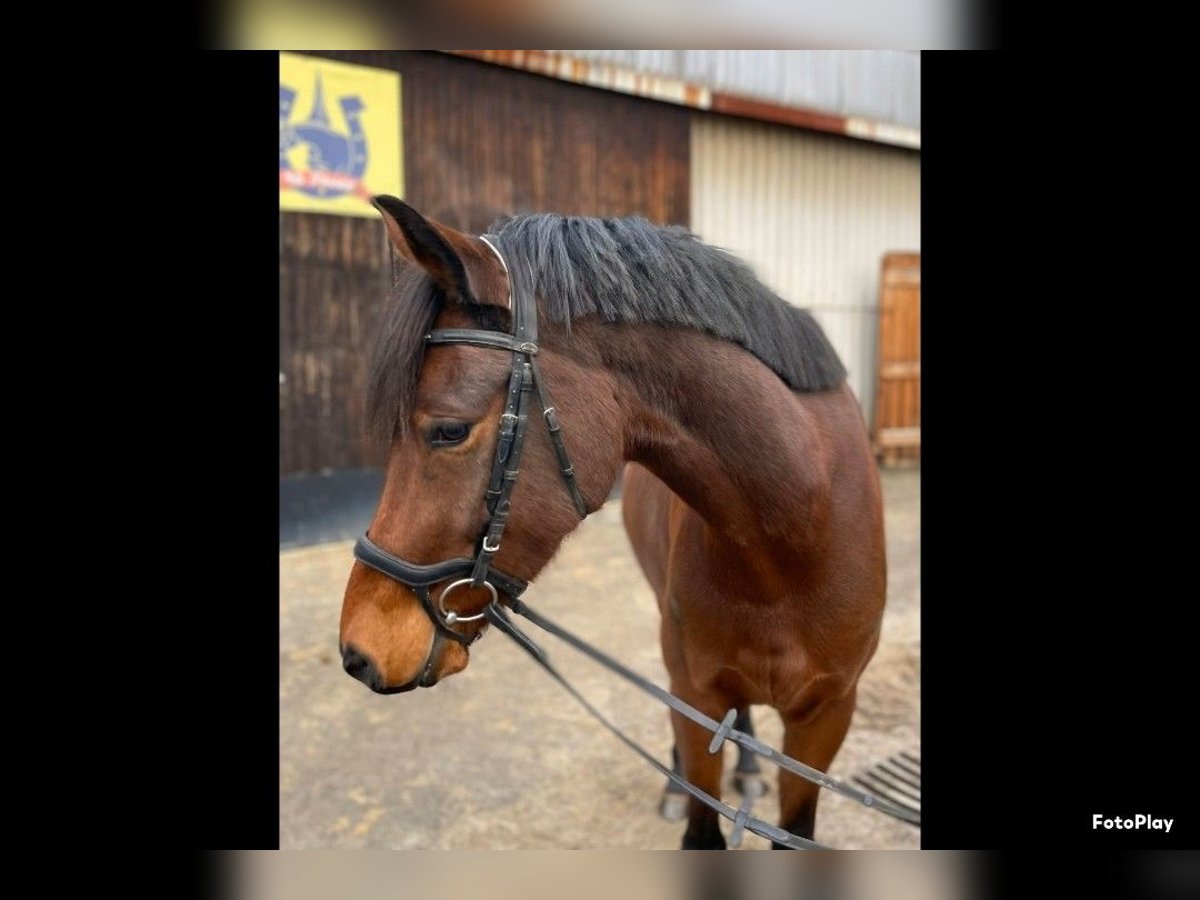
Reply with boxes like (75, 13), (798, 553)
(339, 197), (886, 848)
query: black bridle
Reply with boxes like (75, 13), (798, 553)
(352, 234), (588, 691)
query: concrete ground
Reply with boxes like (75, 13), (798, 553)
(280, 468), (919, 849)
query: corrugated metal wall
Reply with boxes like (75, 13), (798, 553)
(690, 114), (920, 424)
(559, 51), (920, 128)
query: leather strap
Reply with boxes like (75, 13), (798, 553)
(354, 536), (528, 601)
(426, 329), (537, 355)
(530, 356), (588, 518)
(471, 358), (532, 585)
(468, 240), (537, 585)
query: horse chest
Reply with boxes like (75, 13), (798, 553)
(665, 591), (813, 693)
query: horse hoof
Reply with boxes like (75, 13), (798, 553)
(659, 793), (688, 821)
(682, 831), (727, 850)
(733, 774), (768, 798)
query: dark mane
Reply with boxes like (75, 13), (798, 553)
(368, 215), (845, 438)
(493, 214), (846, 390)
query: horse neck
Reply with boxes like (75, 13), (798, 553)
(583, 322), (838, 550)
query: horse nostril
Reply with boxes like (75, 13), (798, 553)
(341, 644), (381, 689)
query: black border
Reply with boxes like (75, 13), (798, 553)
(921, 52), (1192, 848)
(182, 51), (282, 849)
(177, 51), (1192, 852)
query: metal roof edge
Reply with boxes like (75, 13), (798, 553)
(446, 50), (920, 150)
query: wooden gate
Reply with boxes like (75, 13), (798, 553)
(873, 252), (921, 465)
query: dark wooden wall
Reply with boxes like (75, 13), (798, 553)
(281, 51), (690, 474)
(280, 214), (390, 474)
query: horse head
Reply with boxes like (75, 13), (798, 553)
(338, 198), (622, 693)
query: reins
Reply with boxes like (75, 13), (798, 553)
(482, 596), (920, 849)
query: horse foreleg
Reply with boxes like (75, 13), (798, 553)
(669, 693), (731, 850)
(662, 705), (762, 821)
(731, 708), (768, 798)
(658, 744), (689, 821)
(773, 688), (857, 848)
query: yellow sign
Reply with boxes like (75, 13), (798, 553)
(279, 53), (402, 217)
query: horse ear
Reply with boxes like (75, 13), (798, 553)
(371, 196), (507, 308)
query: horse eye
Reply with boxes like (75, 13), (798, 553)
(431, 422), (470, 446)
